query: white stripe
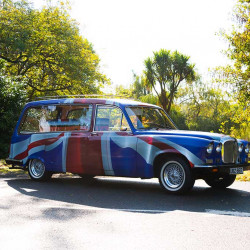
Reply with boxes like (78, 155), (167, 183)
(101, 133), (114, 175)
(64, 99), (74, 104)
(136, 138), (159, 165)
(62, 132), (71, 172)
(110, 134), (137, 151)
(14, 135), (64, 165)
(156, 137), (204, 165)
(205, 209), (250, 217)
(31, 133), (62, 142)
(110, 135), (158, 165)
(12, 133), (62, 159)
(45, 137), (63, 151)
(11, 137), (31, 158)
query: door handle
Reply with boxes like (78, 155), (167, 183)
(91, 132), (98, 136)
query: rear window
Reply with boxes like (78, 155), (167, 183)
(19, 104), (92, 133)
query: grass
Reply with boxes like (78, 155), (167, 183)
(0, 159), (25, 176)
(0, 159), (249, 181)
(236, 171), (250, 181)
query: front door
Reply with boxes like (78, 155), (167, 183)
(87, 105), (138, 177)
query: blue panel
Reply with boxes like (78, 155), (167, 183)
(110, 138), (137, 177)
(28, 142), (63, 172)
(110, 138), (154, 178)
(136, 153), (154, 178)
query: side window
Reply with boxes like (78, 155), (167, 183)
(19, 107), (42, 133)
(95, 105), (130, 131)
(65, 106), (92, 131)
(19, 105), (92, 133)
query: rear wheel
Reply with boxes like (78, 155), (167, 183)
(158, 157), (194, 194)
(28, 159), (52, 181)
(205, 174), (236, 189)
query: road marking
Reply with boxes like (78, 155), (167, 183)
(205, 209), (250, 217)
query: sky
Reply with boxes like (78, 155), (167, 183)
(34, 0), (237, 89)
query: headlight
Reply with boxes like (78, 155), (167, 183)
(216, 143), (222, 153)
(245, 143), (249, 154)
(207, 143), (213, 154)
(238, 143), (244, 153)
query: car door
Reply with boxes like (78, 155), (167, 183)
(87, 105), (138, 177)
(64, 104), (94, 174)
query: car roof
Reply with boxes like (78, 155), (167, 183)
(25, 98), (159, 109)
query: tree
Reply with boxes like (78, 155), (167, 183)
(213, 0), (250, 139)
(0, 0), (108, 99)
(131, 73), (151, 99)
(0, 73), (27, 158)
(216, 0), (250, 104)
(144, 49), (196, 113)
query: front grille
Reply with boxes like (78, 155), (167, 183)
(222, 140), (238, 163)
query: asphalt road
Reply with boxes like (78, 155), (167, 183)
(0, 174), (250, 250)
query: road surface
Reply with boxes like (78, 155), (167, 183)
(0, 174), (250, 249)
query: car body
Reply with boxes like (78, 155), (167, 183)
(6, 98), (250, 193)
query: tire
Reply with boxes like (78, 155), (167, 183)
(28, 159), (52, 181)
(158, 157), (194, 194)
(205, 174), (236, 189)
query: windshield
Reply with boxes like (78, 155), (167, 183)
(125, 106), (176, 130)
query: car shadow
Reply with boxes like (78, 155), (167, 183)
(6, 176), (250, 215)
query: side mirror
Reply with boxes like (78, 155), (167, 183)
(120, 126), (128, 131)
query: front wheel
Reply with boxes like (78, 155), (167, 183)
(158, 157), (194, 194)
(28, 159), (52, 181)
(205, 174), (236, 189)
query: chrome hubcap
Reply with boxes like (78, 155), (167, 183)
(163, 161), (185, 189)
(30, 159), (45, 178)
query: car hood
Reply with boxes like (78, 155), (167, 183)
(135, 129), (233, 141)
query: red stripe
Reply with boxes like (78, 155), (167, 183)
(14, 133), (64, 160)
(139, 136), (178, 152)
(139, 136), (194, 167)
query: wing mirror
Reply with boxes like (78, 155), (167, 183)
(120, 126), (128, 131)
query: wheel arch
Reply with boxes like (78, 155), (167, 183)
(26, 156), (46, 168)
(153, 152), (191, 178)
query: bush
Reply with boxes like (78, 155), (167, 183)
(0, 75), (27, 158)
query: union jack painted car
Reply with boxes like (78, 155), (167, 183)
(6, 98), (250, 193)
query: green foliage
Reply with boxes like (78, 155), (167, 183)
(131, 74), (151, 99)
(0, 74), (27, 158)
(144, 49), (196, 112)
(214, 0), (250, 139)
(115, 84), (133, 98)
(0, 0), (108, 99)
(216, 0), (250, 101)
(174, 81), (233, 133)
(168, 105), (188, 130)
(139, 94), (158, 105)
(220, 103), (250, 140)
